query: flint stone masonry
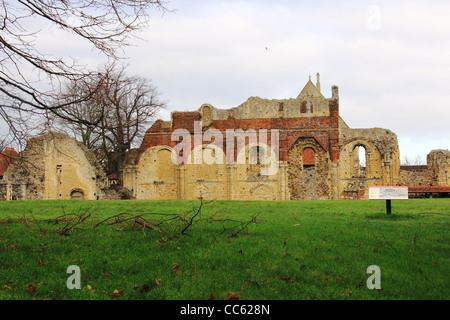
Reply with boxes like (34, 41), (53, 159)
(398, 150), (450, 197)
(427, 149), (450, 186)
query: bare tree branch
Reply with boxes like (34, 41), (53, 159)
(0, 0), (170, 145)
(52, 62), (165, 178)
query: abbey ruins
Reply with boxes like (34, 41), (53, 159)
(1, 75), (449, 201)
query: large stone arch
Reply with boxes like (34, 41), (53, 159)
(236, 141), (278, 178)
(184, 144), (227, 200)
(232, 142), (279, 200)
(135, 146), (178, 199)
(340, 140), (383, 176)
(338, 140), (384, 199)
(155, 148), (177, 182)
(250, 184), (276, 201)
(338, 127), (401, 198)
(287, 137), (331, 200)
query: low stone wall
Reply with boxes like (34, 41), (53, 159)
(399, 166), (433, 187)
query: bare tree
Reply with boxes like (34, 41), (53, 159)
(0, 0), (169, 146)
(54, 63), (165, 179)
(53, 71), (107, 151)
(402, 154), (426, 166)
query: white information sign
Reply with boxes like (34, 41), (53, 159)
(369, 186), (408, 200)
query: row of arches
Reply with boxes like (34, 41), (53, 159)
(142, 141), (376, 178)
(129, 137), (394, 200)
(143, 143), (279, 173)
(134, 143), (283, 200)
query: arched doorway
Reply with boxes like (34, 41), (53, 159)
(70, 190), (84, 200)
(287, 138), (330, 200)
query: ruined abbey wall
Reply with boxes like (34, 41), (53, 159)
(427, 149), (450, 186)
(2, 132), (106, 200)
(399, 150), (450, 188)
(122, 76), (402, 201)
(2, 75), (446, 202)
(338, 126), (400, 199)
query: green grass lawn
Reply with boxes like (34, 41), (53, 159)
(0, 199), (449, 300)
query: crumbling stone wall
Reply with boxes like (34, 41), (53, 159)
(0, 184), (5, 200)
(287, 137), (331, 200)
(132, 146), (178, 200)
(3, 132), (106, 200)
(427, 149), (450, 186)
(3, 134), (47, 200)
(0, 183), (26, 200)
(130, 142), (285, 200)
(203, 78), (331, 121)
(123, 76), (404, 201)
(398, 150), (449, 188)
(338, 127), (401, 199)
(399, 166), (432, 187)
(125, 77), (340, 201)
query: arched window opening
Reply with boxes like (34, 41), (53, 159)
(155, 149), (176, 182)
(354, 145), (367, 176)
(303, 148), (315, 169)
(202, 106), (212, 126)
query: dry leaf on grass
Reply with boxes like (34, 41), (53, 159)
(110, 289), (123, 297)
(26, 283), (36, 293)
(227, 292), (239, 300)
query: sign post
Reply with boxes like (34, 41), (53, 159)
(369, 186), (408, 215)
(386, 199), (391, 215)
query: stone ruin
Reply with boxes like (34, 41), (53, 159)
(1, 75), (449, 200)
(1, 132), (106, 201)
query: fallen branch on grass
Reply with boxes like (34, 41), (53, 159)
(180, 198), (204, 235)
(22, 210), (92, 236)
(58, 212), (92, 236)
(94, 212), (179, 235)
(409, 234), (419, 257)
(17, 199), (261, 239)
(222, 214), (259, 238)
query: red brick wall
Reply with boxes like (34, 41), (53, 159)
(136, 99), (340, 165)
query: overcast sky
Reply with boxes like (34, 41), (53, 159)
(8, 0), (450, 163)
(119, 0), (450, 163)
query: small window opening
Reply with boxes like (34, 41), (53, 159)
(303, 148), (315, 169)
